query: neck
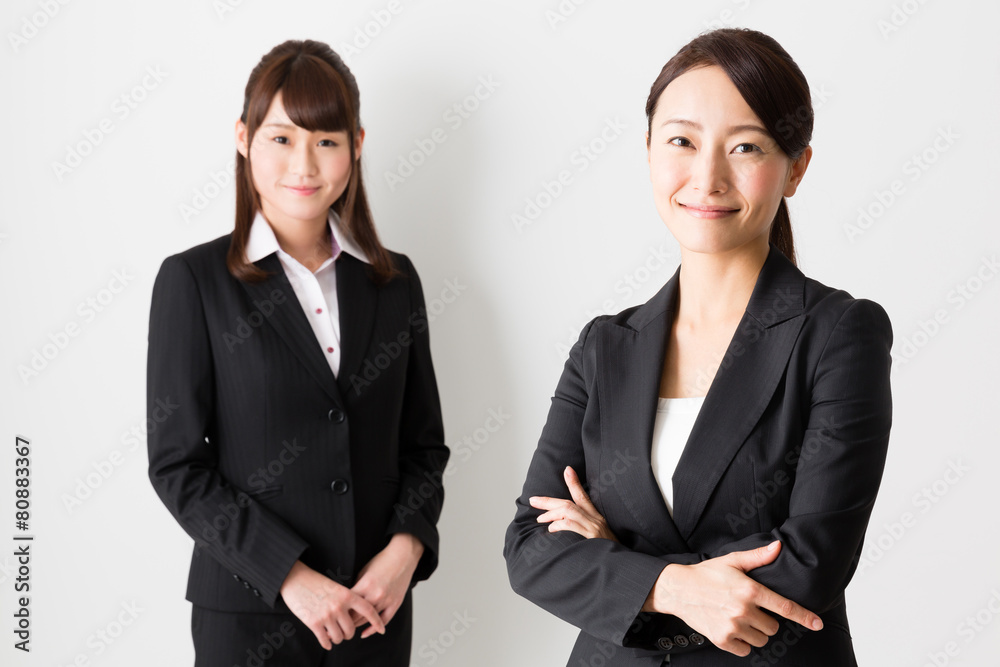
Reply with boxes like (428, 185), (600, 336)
(675, 237), (770, 327)
(267, 213), (332, 272)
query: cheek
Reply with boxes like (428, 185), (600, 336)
(323, 151), (355, 185)
(248, 145), (284, 188)
(735, 161), (786, 202)
(649, 154), (685, 195)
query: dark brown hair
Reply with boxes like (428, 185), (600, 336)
(645, 28), (812, 266)
(227, 39), (398, 284)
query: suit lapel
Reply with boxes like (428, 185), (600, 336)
(334, 253), (378, 397)
(600, 242), (806, 547)
(239, 253), (345, 408)
(671, 243), (805, 540)
(598, 263), (687, 554)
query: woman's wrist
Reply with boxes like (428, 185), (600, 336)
(387, 532), (424, 565)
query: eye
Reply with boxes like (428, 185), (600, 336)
(732, 143), (760, 154)
(272, 136), (289, 145)
(318, 139), (339, 147)
(668, 136), (693, 148)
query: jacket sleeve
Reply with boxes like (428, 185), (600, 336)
(672, 298), (894, 613)
(146, 254), (309, 608)
(503, 317), (700, 647)
(382, 254), (450, 584)
(504, 298), (893, 649)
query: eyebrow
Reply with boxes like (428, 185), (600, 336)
(659, 118), (769, 135)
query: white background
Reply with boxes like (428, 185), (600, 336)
(2, 1), (999, 665)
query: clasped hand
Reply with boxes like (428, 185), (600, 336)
(530, 466), (823, 657)
(279, 533), (424, 649)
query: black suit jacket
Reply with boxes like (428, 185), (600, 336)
(147, 233), (448, 614)
(504, 242), (893, 666)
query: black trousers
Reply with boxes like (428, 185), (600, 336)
(191, 592), (412, 667)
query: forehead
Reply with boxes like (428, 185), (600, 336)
(653, 65), (761, 129)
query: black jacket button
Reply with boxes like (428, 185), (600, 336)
(673, 635), (689, 648)
(328, 409), (345, 423)
(689, 632), (705, 646)
(232, 574), (241, 582)
(657, 637), (674, 651)
(252, 589), (261, 597)
(331, 479), (349, 494)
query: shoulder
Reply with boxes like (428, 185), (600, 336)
(157, 233), (232, 278)
(801, 274), (892, 341)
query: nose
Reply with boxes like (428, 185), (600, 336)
(288, 140), (318, 176)
(689, 147), (729, 195)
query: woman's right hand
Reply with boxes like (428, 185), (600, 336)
(279, 560), (386, 649)
(643, 541), (823, 657)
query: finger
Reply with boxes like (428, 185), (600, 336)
(756, 588), (823, 631)
(563, 467), (597, 511)
(728, 540), (782, 572)
(323, 621), (344, 647)
(536, 507), (581, 524)
(528, 496), (568, 511)
(717, 637), (754, 658)
(546, 518), (592, 538)
(351, 596), (387, 635)
(738, 625), (771, 649)
(336, 613), (356, 642)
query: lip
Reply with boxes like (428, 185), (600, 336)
(285, 185), (320, 196)
(680, 202), (739, 219)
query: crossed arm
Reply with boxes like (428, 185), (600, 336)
(504, 299), (893, 657)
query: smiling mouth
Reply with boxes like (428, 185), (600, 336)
(286, 186), (320, 195)
(680, 203), (739, 212)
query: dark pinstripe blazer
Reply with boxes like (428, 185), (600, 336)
(504, 242), (893, 666)
(146, 233), (448, 614)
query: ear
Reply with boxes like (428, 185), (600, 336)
(645, 130), (652, 171)
(783, 145), (812, 198)
(354, 126), (366, 161)
(235, 118), (249, 158)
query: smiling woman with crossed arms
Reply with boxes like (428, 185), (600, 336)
(504, 28), (893, 666)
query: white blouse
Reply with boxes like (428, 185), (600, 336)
(650, 395), (707, 518)
(244, 209), (370, 379)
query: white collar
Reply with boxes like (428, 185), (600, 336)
(244, 208), (370, 265)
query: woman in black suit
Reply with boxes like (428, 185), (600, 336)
(504, 28), (892, 666)
(147, 40), (449, 666)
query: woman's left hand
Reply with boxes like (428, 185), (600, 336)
(350, 533), (424, 638)
(529, 466), (619, 542)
